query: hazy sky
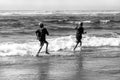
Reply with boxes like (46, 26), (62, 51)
(0, 0), (119, 10)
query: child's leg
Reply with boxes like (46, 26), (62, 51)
(45, 41), (49, 54)
(80, 40), (82, 46)
(36, 42), (44, 56)
(73, 42), (79, 51)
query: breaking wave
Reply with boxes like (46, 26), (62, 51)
(0, 35), (120, 56)
(0, 10), (119, 16)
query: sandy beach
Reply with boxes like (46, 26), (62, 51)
(0, 47), (120, 80)
(0, 10), (120, 80)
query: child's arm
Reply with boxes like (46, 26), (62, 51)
(35, 30), (38, 36)
(45, 28), (49, 35)
(35, 30), (39, 39)
(75, 24), (78, 29)
(82, 28), (87, 34)
(83, 32), (87, 34)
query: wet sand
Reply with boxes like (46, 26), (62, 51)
(0, 48), (120, 80)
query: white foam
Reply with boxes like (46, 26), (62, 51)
(0, 11), (53, 16)
(0, 35), (120, 56)
(83, 36), (120, 46)
(0, 10), (119, 16)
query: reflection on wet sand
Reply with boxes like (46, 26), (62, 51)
(0, 55), (84, 80)
(48, 56), (82, 80)
(0, 52), (120, 80)
(36, 58), (50, 80)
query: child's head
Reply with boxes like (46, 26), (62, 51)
(39, 22), (44, 28)
(78, 22), (83, 27)
(80, 22), (83, 27)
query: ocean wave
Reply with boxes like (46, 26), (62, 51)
(0, 11), (53, 16)
(0, 10), (119, 16)
(0, 35), (120, 56)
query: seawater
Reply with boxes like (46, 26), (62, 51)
(0, 31), (120, 56)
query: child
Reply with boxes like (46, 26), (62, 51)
(73, 22), (86, 51)
(36, 22), (49, 56)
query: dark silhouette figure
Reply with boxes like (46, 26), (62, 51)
(74, 22), (86, 51)
(36, 22), (49, 56)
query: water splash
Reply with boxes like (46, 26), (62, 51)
(0, 35), (120, 56)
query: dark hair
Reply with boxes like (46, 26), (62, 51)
(39, 23), (44, 28)
(80, 22), (83, 27)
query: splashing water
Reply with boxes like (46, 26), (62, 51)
(0, 35), (120, 56)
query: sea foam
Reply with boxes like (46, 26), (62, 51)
(0, 35), (120, 56)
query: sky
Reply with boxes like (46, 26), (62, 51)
(0, 0), (120, 10)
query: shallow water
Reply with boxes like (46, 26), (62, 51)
(0, 48), (120, 80)
(0, 15), (120, 80)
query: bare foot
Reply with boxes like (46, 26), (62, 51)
(36, 54), (39, 57)
(46, 52), (50, 54)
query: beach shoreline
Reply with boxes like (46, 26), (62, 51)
(0, 48), (120, 80)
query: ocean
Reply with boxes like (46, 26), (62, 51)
(0, 10), (120, 80)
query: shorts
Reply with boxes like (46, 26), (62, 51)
(38, 37), (48, 46)
(40, 40), (48, 46)
(76, 35), (82, 43)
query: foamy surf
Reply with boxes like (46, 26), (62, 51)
(0, 35), (120, 56)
